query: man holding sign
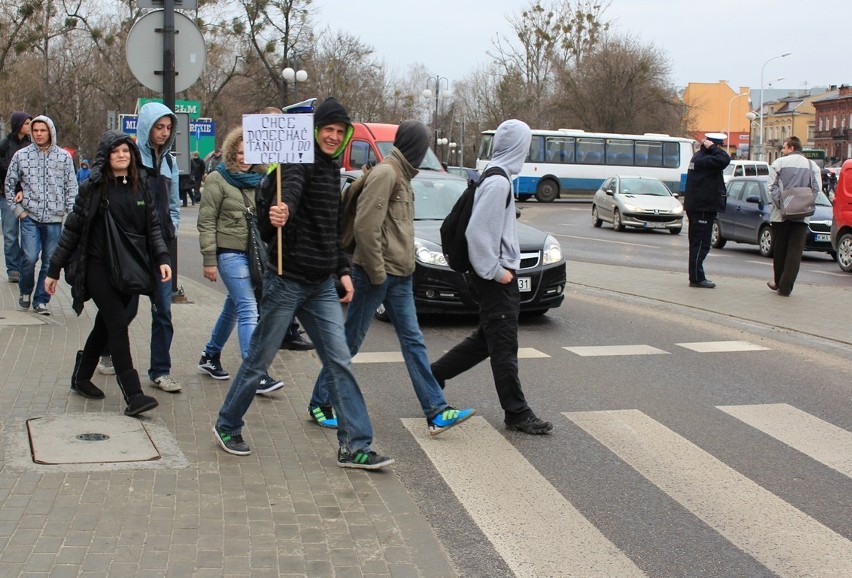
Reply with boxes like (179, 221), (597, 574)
(213, 97), (394, 471)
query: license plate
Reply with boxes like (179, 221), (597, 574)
(518, 277), (531, 292)
(644, 222), (667, 229)
(816, 234), (830, 242)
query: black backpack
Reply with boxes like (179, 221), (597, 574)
(440, 166), (510, 273)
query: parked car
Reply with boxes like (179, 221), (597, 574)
(341, 170), (567, 317)
(831, 159), (852, 272)
(712, 176), (834, 258)
(340, 123), (444, 171)
(446, 165), (479, 183)
(591, 176), (684, 234)
(721, 160), (770, 184)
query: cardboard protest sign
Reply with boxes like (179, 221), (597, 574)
(242, 114), (314, 165)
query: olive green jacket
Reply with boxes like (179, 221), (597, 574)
(197, 171), (255, 267)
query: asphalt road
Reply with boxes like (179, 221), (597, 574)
(174, 202), (852, 578)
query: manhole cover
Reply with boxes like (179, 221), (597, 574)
(0, 310), (51, 327)
(28, 414), (161, 464)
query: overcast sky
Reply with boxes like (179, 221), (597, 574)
(317, 0), (846, 95)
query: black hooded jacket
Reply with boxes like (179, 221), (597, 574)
(683, 144), (731, 212)
(257, 97), (354, 283)
(0, 112), (32, 196)
(47, 130), (170, 314)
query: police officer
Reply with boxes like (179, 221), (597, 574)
(683, 132), (730, 288)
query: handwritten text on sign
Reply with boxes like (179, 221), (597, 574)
(243, 114), (314, 165)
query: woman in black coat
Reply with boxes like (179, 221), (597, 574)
(45, 130), (172, 416)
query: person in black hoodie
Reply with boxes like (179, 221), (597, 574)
(0, 111), (32, 282)
(44, 130), (171, 417)
(213, 98), (393, 470)
(683, 132), (730, 288)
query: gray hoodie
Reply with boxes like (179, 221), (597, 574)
(4, 115), (77, 223)
(466, 119), (531, 281)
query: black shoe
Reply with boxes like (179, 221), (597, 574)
(124, 393), (158, 416)
(689, 280), (716, 289)
(256, 373), (284, 394)
(213, 424), (251, 455)
(337, 448), (395, 470)
(506, 415), (553, 435)
(767, 281), (778, 291)
(18, 294), (30, 309)
(198, 351), (230, 380)
(71, 381), (106, 400)
(280, 333), (315, 351)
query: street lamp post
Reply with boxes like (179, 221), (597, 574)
(727, 92), (749, 157)
(449, 142), (457, 166)
(758, 52), (791, 161)
(423, 76), (450, 151)
(746, 111), (757, 159)
(282, 67), (308, 102)
(437, 137), (448, 164)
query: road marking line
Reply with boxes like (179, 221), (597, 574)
(401, 416), (646, 578)
(352, 351), (404, 363)
(676, 341), (770, 353)
(554, 233), (658, 248)
(717, 403), (852, 478)
(745, 259), (773, 266)
(809, 269), (848, 277)
(564, 409), (852, 578)
(518, 347), (550, 358)
(563, 345), (669, 356)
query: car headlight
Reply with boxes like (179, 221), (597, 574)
(672, 203), (684, 215)
(414, 239), (449, 267)
(622, 201), (641, 212)
(542, 234), (563, 264)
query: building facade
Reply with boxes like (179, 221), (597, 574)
(813, 85), (852, 164)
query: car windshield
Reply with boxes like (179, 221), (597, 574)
(376, 141), (444, 171)
(816, 190), (832, 207)
(620, 178), (671, 196)
(412, 177), (468, 220)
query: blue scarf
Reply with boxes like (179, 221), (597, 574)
(216, 163), (263, 189)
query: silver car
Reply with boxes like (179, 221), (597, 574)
(592, 176), (684, 234)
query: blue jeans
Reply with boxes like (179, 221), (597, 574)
(217, 272), (376, 453)
(1, 200), (21, 276)
(205, 252), (258, 359)
(148, 274), (173, 380)
(19, 217), (60, 305)
(310, 266), (448, 420)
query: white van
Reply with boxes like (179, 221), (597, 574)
(723, 160), (770, 183)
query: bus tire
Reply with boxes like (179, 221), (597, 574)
(535, 178), (560, 203)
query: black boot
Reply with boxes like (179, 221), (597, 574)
(116, 369), (158, 417)
(71, 350), (105, 399)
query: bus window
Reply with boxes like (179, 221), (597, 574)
(545, 136), (574, 163)
(577, 138), (605, 164)
(662, 142), (680, 168)
(478, 134), (494, 161)
(528, 135), (546, 163)
(756, 164), (769, 176)
(637, 141), (663, 167)
(606, 139), (634, 165)
(744, 164), (757, 177)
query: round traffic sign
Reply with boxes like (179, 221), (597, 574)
(126, 10), (206, 93)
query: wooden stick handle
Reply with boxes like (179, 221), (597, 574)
(276, 166), (283, 274)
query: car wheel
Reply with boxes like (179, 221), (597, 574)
(710, 220), (726, 248)
(758, 225), (774, 258)
(669, 228), (682, 235)
(592, 205), (603, 227)
(535, 178), (560, 203)
(837, 232), (852, 272)
(374, 303), (390, 322)
(612, 209), (624, 231)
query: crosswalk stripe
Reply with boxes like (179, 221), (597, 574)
(352, 351), (404, 363)
(563, 345), (669, 356)
(676, 341), (769, 352)
(564, 409), (852, 578)
(717, 403), (852, 478)
(401, 416), (646, 578)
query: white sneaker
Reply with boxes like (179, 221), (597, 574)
(97, 355), (116, 375)
(152, 374), (182, 393)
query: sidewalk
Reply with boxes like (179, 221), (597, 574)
(0, 258), (848, 576)
(0, 273), (454, 577)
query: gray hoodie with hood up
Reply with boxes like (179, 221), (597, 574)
(136, 102), (180, 238)
(465, 119), (531, 281)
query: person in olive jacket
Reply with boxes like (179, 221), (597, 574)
(44, 130), (171, 417)
(683, 132), (730, 288)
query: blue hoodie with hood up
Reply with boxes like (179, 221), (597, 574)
(136, 102), (180, 238)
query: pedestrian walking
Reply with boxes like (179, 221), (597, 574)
(307, 120), (475, 434)
(430, 119), (553, 435)
(45, 130), (170, 416)
(0, 111), (31, 283)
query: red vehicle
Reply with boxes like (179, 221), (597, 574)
(340, 123), (444, 171)
(831, 159), (852, 272)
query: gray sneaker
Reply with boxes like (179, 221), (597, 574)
(33, 303), (50, 316)
(97, 355), (116, 375)
(151, 374), (182, 393)
(213, 425), (251, 456)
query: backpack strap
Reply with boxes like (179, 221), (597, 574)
(478, 166), (511, 207)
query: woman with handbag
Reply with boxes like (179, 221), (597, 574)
(44, 130), (171, 416)
(197, 126), (282, 391)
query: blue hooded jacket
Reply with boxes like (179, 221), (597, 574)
(136, 102), (180, 237)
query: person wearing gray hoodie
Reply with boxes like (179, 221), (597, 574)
(431, 119), (553, 435)
(4, 115), (77, 315)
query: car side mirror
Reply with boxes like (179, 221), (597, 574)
(605, 188), (614, 196)
(745, 195), (761, 204)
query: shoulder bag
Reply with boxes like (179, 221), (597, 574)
(239, 189), (268, 291)
(103, 196), (156, 295)
(780, 164), (817, 220)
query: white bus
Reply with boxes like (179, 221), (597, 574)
(476, 128), (697, 202)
